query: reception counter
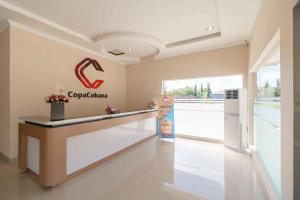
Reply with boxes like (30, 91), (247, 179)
(18, 109), (157, 187)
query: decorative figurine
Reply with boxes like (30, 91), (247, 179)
(105, 105), (120, 114)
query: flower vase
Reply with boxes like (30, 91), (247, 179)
(51, 102), (65, 121)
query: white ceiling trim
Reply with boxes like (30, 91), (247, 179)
(0, 0), (93, 44)
(0, 18), (9, 34)
(156, 41), (247, 61)
(0, 0), (129, 64)
(6, 19), (126, 65)
(166, 32), (221, 48)
(0, 0), (147, 65)
(94, 31), (224, 62)
(95, 32), (162, 63)
(249, 29), (280, 72)
(94, 32), (164, 47)
(0, 0), (261, 65)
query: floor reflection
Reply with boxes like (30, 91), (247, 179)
(165, 138), (266, 200)
(171, 140), (224, 200)
(0, 137), (267, 200)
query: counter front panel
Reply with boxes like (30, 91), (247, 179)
(18, 109), (157, 187)
(67, 117), (156, 175)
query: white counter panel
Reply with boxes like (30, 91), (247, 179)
(66, 117), (156, 175)
(27, 136), (40, 174)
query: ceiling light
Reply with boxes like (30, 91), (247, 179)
(128, 48), (132, 52)
(207, 26), (215, 31)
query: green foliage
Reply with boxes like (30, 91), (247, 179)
(200, 84), (204, 98)
(207, 83), (211, 98)
(257, 79), (281, 98)
(274, 79), (281, 97)
(165, 83), (213, 99)
(165, 86), (196, 97)
(194, 84), (198, 98)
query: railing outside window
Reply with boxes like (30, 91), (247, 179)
(174, 99), (224, 140)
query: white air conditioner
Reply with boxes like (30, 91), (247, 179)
(224, 89), (247, 151)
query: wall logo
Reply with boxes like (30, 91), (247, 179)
(75, 58), (104, 89)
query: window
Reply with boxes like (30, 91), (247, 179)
(253, 48), (281, 195)
(163, 75), (243, 140)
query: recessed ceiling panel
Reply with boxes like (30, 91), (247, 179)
(0, 0), (262, 64)
(3, 0), (220, 44)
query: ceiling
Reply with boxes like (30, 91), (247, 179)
(0, 0), (261, 64)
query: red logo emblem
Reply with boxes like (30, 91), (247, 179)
(75, 58), (104, 89)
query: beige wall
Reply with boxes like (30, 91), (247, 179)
(248, 0), (294, 199)
(5, 26), (127, 158)
(0, 28), (11, 157)
(126, 45), (249, 111)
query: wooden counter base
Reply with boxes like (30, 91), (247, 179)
(18, 111), (157, 187)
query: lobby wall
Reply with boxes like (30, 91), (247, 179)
(0, 27), (11, 157)
(248, 0), (295, 199)
(5, 26), (127, 158)
(126, 45), (249, 111)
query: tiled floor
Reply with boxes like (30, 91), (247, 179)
(0, 137), (267, 200)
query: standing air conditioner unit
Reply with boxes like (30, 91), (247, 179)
(224, 89), (247, 151)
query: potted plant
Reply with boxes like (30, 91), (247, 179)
(45, 94), (69, 121)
